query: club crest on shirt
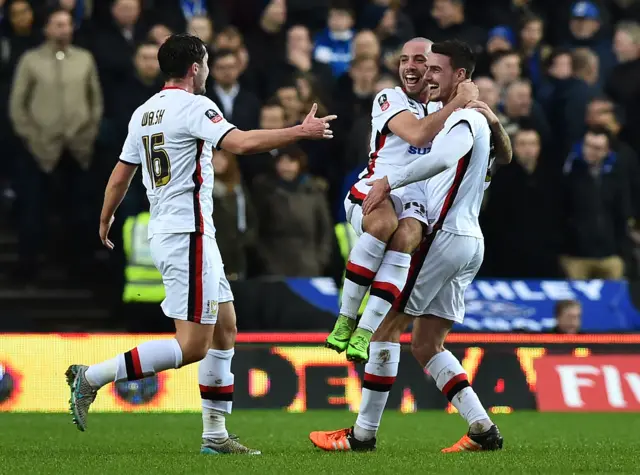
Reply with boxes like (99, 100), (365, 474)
(378, 94), (390, 111)
(205, 108), (223, 123)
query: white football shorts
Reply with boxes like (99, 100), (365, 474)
(397, 230), (484, 324)
(149, 232), (233, 325)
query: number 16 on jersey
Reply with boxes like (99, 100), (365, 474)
(142, 133), (171, 188)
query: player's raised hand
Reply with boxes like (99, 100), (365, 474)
(466, 100), (499, 126)
(301, 103), (337, 140)
(456, 80), (479, 105)
(363, 177), (392, 215)
(99, 216), (115, 250)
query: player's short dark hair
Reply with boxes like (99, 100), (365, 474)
(158, 33), (207, 79)
(431, 40), (476, 78)
(276, 145), (308, 171)
(543, 47), (571, 71)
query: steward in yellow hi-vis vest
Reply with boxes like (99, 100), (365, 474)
(334, 222), (369, 315)
(122, 212), (164, 302)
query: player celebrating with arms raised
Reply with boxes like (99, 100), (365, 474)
(65, 33), (335, 455)
(310, 40), (511, 453)
(326, 37), (479, 363)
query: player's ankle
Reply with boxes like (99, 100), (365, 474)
(353, 423), (376, 441)
(469, 419), (493, 434)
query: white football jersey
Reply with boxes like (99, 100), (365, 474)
(119, 87), (236, 238)
(424, 109), (492, 239)
(360, 87), (428, 179)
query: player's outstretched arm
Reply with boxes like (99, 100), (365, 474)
(220, 103), (336, 155)
(466, 100), (512, 165)
(387, 81), (478, 147)
(361, 123), (473, 216)
(99, 161), (138, 250)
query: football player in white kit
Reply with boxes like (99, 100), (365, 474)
(65, 34), (335, 454)
(325, 37), (480, 364)
(310, 41), (512, 453)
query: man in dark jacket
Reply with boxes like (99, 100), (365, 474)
(481, 127), (562, 278)
(559, 126), (631, 280)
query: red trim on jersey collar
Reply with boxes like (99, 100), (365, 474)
(162, 86), (187, 91)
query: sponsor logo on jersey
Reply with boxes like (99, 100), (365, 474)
(205, 109), (223, 123)
(408, 145), (430, 155)
(378, 94), (390, 111)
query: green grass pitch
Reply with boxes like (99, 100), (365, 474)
(0, 411), (638, 474)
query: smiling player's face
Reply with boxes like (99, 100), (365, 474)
(398, 41), (429, 99)
(425, 52), (459, 103)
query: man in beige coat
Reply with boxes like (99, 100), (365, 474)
(9, 8), (103, 283)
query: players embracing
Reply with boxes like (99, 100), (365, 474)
(313, 40), (513, 453)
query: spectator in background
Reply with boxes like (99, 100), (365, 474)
(519, 13), (549, 90)
(269, 25), (333, 98)
(243, 0), (287, 80)
(92, 0), (146, 115)
(252, 146), (333, 277)
(207, 49), (260, 131)
(151, 0), (228, 37)
(361, 0), (414, 63)
(9, 8), (102, 282)
(565, 1), (615, 87)
(427, 0), (486, 51)
(239, 99), (286, 184)
(147, 23), (172, 45)
(476, 25), (515, 76)
(334, 54), (379, 127)
(313, 0), (355, 78)
(501, 79), (552, 147)
(187, 14), (214, 46)
(606, 21), (640, 155)
(552, 300), (582, 334)
(212, 149), (256, 281)
(296, 71), (330, 118)
(213, 26), (252, 89)
(490, 50), (521, 93)
(537, 48), (574, 114)
(476, 76), (501, 112)
(353, 29), (381, 59)
(562, 48), (600, 146)
(482, 127), (562, 278)
(276, 81), (304, 126)
(560, 127), (630, 280)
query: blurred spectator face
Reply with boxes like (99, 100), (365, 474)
(213, 150), (229, 174)
(328, 8), (354, 33)
(46, 10), (73, 45)
(614, 27), (640, 63)
(431, 0), (463, 27)
(135, 43), (160, 81)
(287, 26), (312, 55)
(354, 30), (381, 59)
(514, 129), (541, 166)
(188, 15), (214, 44)
(399, 40), (430, 98)
(586, 99), (618, 131)
(475, 77), (499, 110)
(570, 18), (600, 40)
(212, 53), (240, 88)
(9, 0), (33, 34)
(296, 76), (311, 101)
(491, 53), (521, 86)
(59, 0), (76, 11)
(263, 0), (287, 28)
(556, 302), (582, 334)
(548, 52), (573, 79)
(505, 81), (532, 118)
(216, 29), (243, 52)
(276, 154), (301, 181)
(375, 75), (398, 91)
(112, 0), (140, 28)
(260, 104), (286, 129)
(487, 36), (512, 55)
(582, 131), (609, 165)
(521, 19), (543, 50)
(149, 24), (172, 45)
(378, 9), (397, 37)
(351, 57), (379, 92)
(277, 87), (302, 123)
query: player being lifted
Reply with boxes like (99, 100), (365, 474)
(310, 40), (512, 453)
(65, 34), (336, 455)
(325, 37), (479, 363)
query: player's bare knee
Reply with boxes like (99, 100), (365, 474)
(213, 303), (237, 350)
(372, 311), (412, 344)
(389, 219), (423, 253)
(175, 325), (213, 364)
(411, 337), (444, 367)
(363, 204), (398, 242)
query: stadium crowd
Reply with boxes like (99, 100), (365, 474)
(1, 0), (640, 286)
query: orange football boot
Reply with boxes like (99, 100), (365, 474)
(442, 425), (503, 453)
(309, 427), (376, 452)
